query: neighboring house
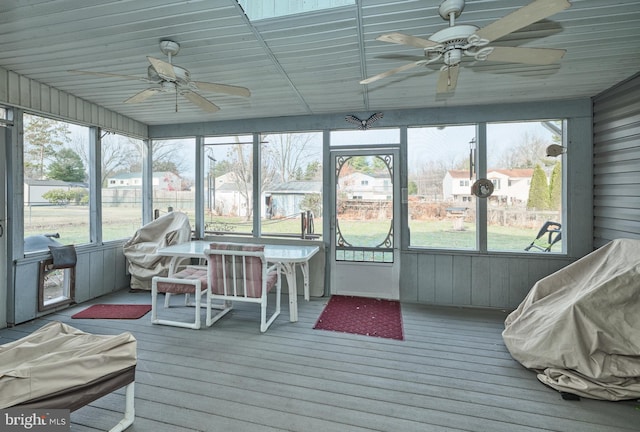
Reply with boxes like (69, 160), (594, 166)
(24, 179), (87, 205)
(264, 181), (323, 218)
(206, 171), (246, 216)
(338, 172), (392, 201)
(442, 170), (474, 203)
(487, 168), (533, 205)
(213, 181), (250, 217)
(107, 171), (181, 191)
(443, 168), (534, 204)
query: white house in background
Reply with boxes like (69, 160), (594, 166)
(338, 172), (392, 200)
(107, 171), (181, 191)
(207, 172), (251, 217)
(442, 170), (474, 203)
(443, 168), (534, 204)
(487, 168), (533, 205)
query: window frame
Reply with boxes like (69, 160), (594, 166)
(406, 119), (567, 255)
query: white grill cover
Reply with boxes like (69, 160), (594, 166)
(503, 238), (640, 400)
(123, 211), (191, 290)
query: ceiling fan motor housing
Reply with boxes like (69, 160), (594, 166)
(439, 0), (465, 20)
(148, 64), (191, 87)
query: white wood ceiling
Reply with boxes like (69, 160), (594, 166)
(1, 0), (639, 126)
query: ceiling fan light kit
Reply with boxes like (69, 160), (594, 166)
(69, 39), (251, 113)
(361, 0), (571, 94)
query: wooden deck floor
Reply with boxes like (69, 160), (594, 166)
(1, 291), (638, 432)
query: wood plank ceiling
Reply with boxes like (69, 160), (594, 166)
(1, 0), (639, 126)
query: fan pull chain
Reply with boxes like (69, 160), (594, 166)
(175, 84), (178, 112)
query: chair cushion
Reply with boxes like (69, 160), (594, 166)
(207, 243), (267, 298)
(156, 266), (208, 294)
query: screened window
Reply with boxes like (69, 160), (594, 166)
(101, 133), (144, 241)
(203, 135), (254, 235)
(487, 120), (564, 252)
(331, 128), (399, 146)
(23, 114), (90, 252)
(407, 120), (565, 253)
(407, 125), (477, 249)
(152, 138), (196, 228)
(260, 132), (323, 239)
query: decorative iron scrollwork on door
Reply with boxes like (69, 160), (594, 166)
(334, 154), (394, 263)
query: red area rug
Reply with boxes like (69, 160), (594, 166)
(72, 304), (152, 319)
(313, 295), (404, 340)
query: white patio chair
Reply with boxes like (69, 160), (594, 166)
(151, 265), (209, 329)
(204, 243), (281, 332)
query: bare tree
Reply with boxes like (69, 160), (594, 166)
(496, 132), (550, 169)
(262, 133), (319, 183)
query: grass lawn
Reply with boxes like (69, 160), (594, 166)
(23, 205), (560, 253)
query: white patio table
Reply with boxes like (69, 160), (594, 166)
(156, 240), (320, 322)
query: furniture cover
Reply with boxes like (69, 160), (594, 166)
(503, 238), (640, 400)
(0, 321), (136, 410)
(123, 211), (191, 290)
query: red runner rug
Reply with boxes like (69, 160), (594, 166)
(313, 295), (404, 340)
(72, 304), (152, 319)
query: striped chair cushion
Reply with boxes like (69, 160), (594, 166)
(207, 243), (276, 298)
(155, 266), (208, 294)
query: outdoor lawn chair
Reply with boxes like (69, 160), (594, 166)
(525, 221), (562, 252)
(151, 264), (209, 329)
(204, 243), (281, 332)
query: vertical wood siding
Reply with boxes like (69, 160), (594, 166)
(401, 252), (573, 311)
(593, 73), (640, 247)
(0, 67), (147, 138)
(12, 245), (129, 324)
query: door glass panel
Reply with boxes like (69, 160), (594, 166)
(335, 153), (393, 263)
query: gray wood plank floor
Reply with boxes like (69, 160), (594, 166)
(1, 291), (638, 432)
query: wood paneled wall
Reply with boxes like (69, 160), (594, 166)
(400, 252), (573, 310)
(11, 244), (129, 324)
(0, 66), (147, 137)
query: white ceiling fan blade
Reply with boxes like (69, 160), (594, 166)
(486, 46), (566, 64)
(436, 65), (460, 94)
(473, 0), (571, 43)
(376, 32), (439, 49)
(147, 56), (176, 80)
(360, 61), (423, 85)
(181, 91), (220, 112)
(124, 88), (159, 104)
(193, 81), (251, 97)
(68, 70), (148, 82)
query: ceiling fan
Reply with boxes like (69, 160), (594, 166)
(360, 0), (571, 94)
(70, 40), (251, 113)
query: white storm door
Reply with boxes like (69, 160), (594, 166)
(329, 148), (400, 300)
